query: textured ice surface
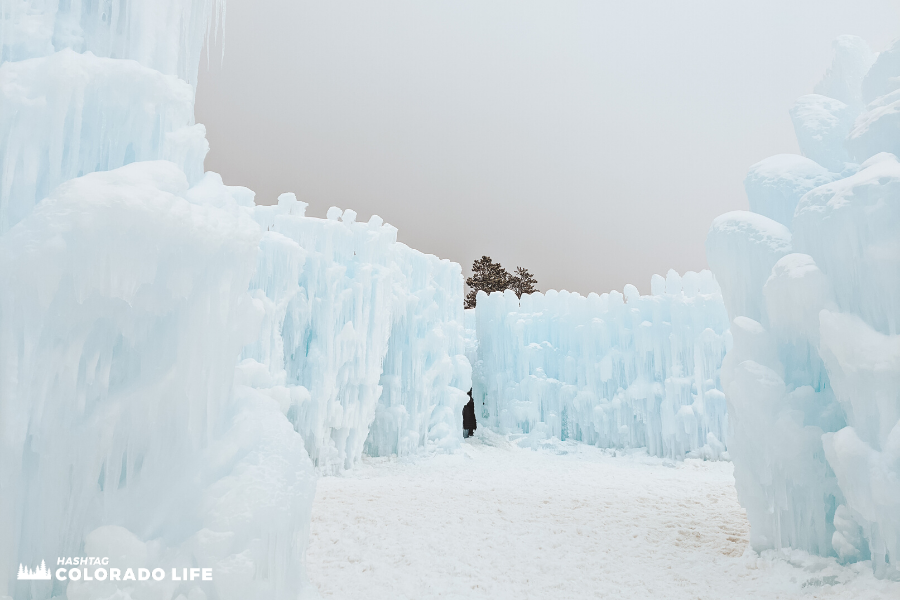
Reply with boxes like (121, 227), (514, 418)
(0, 162), (318, 599)
(0, 49), (206, 233)
(0, 2), (326, 598)
(470, 271), (731, 459)
(0, 0), (224, 85)
(790, 96), (854, 172)
(706, 211), (792, 324)
(815, 35), (876, 109)
(242, 194), (471, 472)
(743, 154), (835, 227)
(847, 39), (900, 164)
(707, 34), (900, 578)
(0, 0), (221, 234)
(847, 88), (900, 164)
(860, 38), (900, 105)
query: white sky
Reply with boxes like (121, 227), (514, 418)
(196, 0), (899, 295)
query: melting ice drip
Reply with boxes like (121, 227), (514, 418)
(17, 561), (51, 581)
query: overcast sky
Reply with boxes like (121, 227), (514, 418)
(195, 1), (899, 295)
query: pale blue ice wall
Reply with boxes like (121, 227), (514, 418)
(470, 271), (731, 459)
(707, 35), (900, 578)
(241, 194), (471, 472)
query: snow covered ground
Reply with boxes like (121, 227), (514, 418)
(308, 432), (900, 599)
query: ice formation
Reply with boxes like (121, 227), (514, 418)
(243, 194), (471, 472)
(707, 35), (900, 578)
(0, 49), (206, 232)
(0, 1), (470, 598)
(469, 270), (731, 459)
(0, 162), (318, 600)
(0, 0), (224, 85)
(0, 0), (219, 234)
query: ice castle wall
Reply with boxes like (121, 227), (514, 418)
(470, 271), (731, 459)
(706, 35), (900, 578)
(242, 194), (471, 472)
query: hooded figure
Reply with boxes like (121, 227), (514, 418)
(462, 389), (477, 438)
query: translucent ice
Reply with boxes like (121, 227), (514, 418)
(743, 154), (835, 227)
(860, 38), (900, 104)
(815, 35), (876, 109)
(0, 49), (205, 233)
(790, 96), (854, 172)
(707, 34), (900, 578)
(471, 271), (731, 459)
(792, 152), (900, 335)
(0, 0), (225, 85)
(706, 211), (792, 323)
(243, 195), (471, 471)
(1, 2), (324, 597)
(846, 89), (900, 163)
(0, 161), (318, 599)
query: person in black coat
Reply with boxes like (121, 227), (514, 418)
(462, 389), (477, 438)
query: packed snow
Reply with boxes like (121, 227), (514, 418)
(307, 433), (900, 599)
(707, 34), (900, 579)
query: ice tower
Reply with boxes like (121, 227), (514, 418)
(707, 35), (900, 578)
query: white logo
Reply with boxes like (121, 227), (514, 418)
(16, 558), (213, 582)
(17, 561), (51, 580)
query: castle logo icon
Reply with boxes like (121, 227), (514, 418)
(17, 560), (52, 580)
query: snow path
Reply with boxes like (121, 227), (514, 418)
(307, 433), (900, 599)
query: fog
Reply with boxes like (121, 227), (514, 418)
(196, 0), (899, 294)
